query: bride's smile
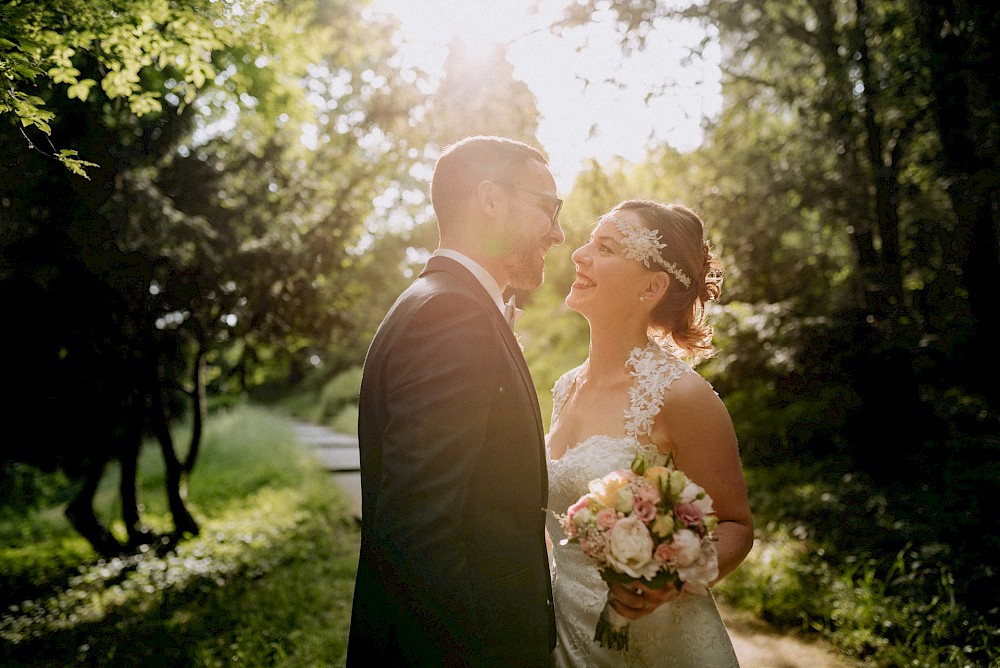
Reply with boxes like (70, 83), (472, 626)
(572, 271), (596, 289)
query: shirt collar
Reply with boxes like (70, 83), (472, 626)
(432, 248), (506, 314)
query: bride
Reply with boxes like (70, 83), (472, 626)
(546, 199), (754, 667)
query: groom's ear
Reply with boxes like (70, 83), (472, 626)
(475, 180), (505, 220)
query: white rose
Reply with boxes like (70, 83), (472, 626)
(669, 529), (702, 567)
(605, 516), (658, 579)
(679, 481), (705, 504)
(679, 481), (714, 515)
(677, 542), (719, 594)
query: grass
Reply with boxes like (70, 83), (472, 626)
(0, 405), (360, 667)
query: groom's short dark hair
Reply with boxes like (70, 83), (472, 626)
(431, 136), (547, 226)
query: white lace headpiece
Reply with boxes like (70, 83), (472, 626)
(606, 215), (692, 288)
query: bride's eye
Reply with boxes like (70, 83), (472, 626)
(599, 244), (613, 254)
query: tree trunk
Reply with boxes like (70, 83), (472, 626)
(182, 340), (207, 474)
(65, 458), (123, 557)
(914, 0), (1000, 403)
(149, 354), (200, 538)
(120, 394), (155, 548)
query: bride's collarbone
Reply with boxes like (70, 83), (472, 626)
(550, 385), (632, 460)
(566, 375), (631, 421)
(569, 370), (631, 404)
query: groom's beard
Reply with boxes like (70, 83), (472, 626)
(501, 217), (548, 291)
(506, 251), (545, 290)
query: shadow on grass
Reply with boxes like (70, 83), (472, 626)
(2, 470), (360, 667)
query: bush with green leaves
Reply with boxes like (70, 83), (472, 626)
(716, 463), (1000, 667)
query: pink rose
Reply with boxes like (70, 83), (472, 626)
(674, 502), (704, 526)
(596, 507), (618, 529)
(653, 541), (674, 564)
(632, 499), (657, 523)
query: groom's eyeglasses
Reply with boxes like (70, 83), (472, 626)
(497, 181), (563, 225)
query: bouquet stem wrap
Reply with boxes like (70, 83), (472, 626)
(594, 590), (631, 651)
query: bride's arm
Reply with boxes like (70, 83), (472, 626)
(658, 371), (754, 581)
(610, 371), (753, 621)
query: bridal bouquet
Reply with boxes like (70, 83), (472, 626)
(555, 453), (719, 651)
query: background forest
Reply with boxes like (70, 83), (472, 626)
(2, 0), (998, 665)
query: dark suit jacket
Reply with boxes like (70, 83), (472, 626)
(346, 256), (555, 667)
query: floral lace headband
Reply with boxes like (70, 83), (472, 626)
(606, 215), (692, 288)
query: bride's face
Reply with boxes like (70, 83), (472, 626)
(566, 211), (652, 320)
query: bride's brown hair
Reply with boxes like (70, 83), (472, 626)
(612, 199), (723, 362)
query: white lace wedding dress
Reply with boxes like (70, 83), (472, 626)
(546, 342), (741, 667)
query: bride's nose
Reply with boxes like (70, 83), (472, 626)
(571, 244), (589, 265)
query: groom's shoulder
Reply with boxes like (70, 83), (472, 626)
(381, 272), (487, 328)
(403, 271), (469, 302)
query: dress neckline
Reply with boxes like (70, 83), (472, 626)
(548, 433), (631, 463)
(549, 341), (675, 463)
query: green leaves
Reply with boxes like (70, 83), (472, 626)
(0, 0), (253, 175)
(65, 78), (96, 101)
(55, 149), (98, 179)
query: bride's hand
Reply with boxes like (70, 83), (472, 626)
(607, 580), (685, 620)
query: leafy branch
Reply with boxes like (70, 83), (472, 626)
(0, 0), (267, 177)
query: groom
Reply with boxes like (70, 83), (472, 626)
(346, 136), (565, 667)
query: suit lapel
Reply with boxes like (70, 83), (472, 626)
(419, 256), (545, 438)
(420, 255), (550, 525)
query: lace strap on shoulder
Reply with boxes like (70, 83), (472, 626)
(550, 364), (583, 423)
(624, 342), (692, 445)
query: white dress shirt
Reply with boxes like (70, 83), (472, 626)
(432, 248), (507, 316)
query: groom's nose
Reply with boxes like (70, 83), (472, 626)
(548, 217), (566, 247)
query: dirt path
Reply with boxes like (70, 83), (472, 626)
(720, 604), (856, 668)
(293, 420), (857, 668)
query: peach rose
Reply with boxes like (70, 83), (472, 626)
(588, 470), (635, 509)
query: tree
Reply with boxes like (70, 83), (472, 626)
(563, 0), (999, 407)
(424, 37), (542, 150)
(0, 0), (423, 555)
(911, 0), (1000, 387)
